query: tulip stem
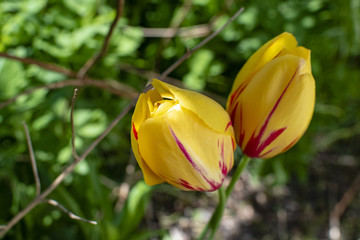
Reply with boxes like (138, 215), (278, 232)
(225, 155), (251, 198)
(198, 155), (251, 240)
(208, 186), (226, 239)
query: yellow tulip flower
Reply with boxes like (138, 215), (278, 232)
(131, 79), (235, 191)
(227, 32), (315, 159)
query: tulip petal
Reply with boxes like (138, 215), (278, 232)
(152, 79), (232, 135)
(232, 55), (315, 158)
(227, 32), (298, 109)
(131, 93), (165, 185)
(130, 128), (165, 185)
(137, 105), (234, 191)
(261, 72), (315, 157)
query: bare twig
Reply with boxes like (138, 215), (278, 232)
(329, 174), (360, 240)
(44, 199), (97, 225)
(0, 6), (244, 238)
(70, 89), (80, 161)
(0, 78), (138, 110)
(0, 52), (77, 77)
(119, 63), (227, 105)
(164, 0), (192, 39)
(153, 0), (192, 72)
(330, 174), (360, 219)
(159, 7), (244, 80)
(23, 122), (41, 196)
(77, 0), (125, 79)
(329, 174), (360, 238)
(139, 24), (211, 38)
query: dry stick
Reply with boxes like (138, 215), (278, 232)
(0, 78), (138, 110)
(163, 0), (192, 40)
(22, 122), (41, 197)
(138, 24), (210, 38)
(330, 174), (360, 219)
(119, 63), (227, 105)
(0, 7), (244, 238)
(70, 89), (80, 161)
(77, 0), (125, 79)
(153, 0), (192, 69)
(329, 174), (360, 240)
(159, 7), (244, 80)
(0, 52), (78, 77)
(43, 199), (97, 225)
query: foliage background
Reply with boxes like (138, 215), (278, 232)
(0, 0), (359, 239)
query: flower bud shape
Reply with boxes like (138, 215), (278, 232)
(227, 32), (315, 159)
(131, 79), (235, 191)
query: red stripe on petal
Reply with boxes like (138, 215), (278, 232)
(242, 66), (300, 158)
(282, 136), (300, 152)
(132, 122), (138, 140)
(237, 102), (245, 147)
(179, 179), (196, 190)
(170, 128), (220, 191)
(170, 128), (196, 166)
(244, 128), (287, 158)
(229, 82), (248, 105)
(258, 127), (286, 158)
(225, 121), (233, 131)
(261, 128), (286, 151)
(229, 102), (238, 123)
(220, 139), (228, 176)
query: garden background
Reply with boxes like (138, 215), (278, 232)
(0, 0), (359, 239)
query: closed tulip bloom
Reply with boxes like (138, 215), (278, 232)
(131, 79), (235, 191)
(227, 32), (315, 159)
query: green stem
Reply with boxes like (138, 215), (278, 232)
(207, 186), (226, 240)
(197, 155), (251, 240)
(225, 155), (251, 198)
(197, 187), (225, 240)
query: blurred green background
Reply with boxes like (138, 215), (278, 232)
(0, 0), (359, 239)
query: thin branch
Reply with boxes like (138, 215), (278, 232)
(330, 174), (360, 219)
(153, 0), (192, 73)
(70, 89), (80, 161)
(0, 226), (6, 230)
(163, 0), (192, 40)
(119, 63), (227, 105)
(138, 24), (211, 38)
(0, 78), (138, 110)
(159, 7), (244, 80)
(44, 199), (97, 225)
(77, 0), (125, 79)
(329, 174), (360, 240)
(0, 52), (77, 77)
(23, 122), (41, 196)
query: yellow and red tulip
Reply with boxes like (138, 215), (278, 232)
(227, 32), (315, 159)
(131, 79), (235, 191)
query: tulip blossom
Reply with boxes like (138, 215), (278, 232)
(131, 79), (235, 191)
(227, 32), (315, 159)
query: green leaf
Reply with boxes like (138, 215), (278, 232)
(74, 109), (107, 139)
(63, 0), (97, 17)
(184, 49), (214, 91)
(117, 181), (153, 240)
(114, 26), (144, 57)
(0, 59), (26, 99)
